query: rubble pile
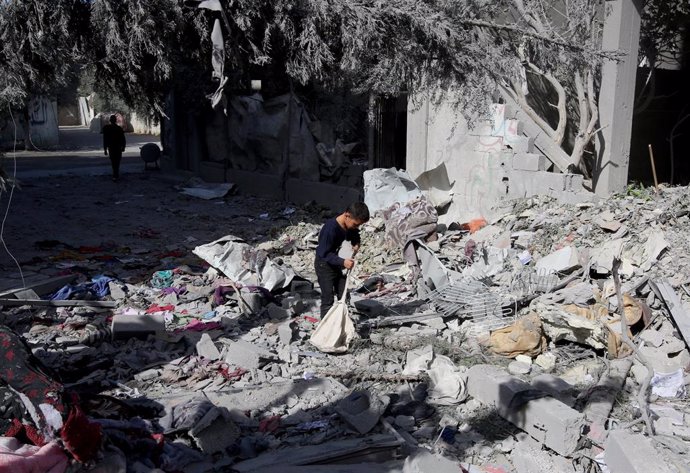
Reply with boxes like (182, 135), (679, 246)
(1, 179), (689, 472)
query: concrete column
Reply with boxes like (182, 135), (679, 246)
(594, 0), (642, 196)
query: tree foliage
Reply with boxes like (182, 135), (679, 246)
(0, 1), (88, 109)
(0, 0), (688, 172)
(88, 0), (207, 116)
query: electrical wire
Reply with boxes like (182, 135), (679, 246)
(0, 105), (25, 288)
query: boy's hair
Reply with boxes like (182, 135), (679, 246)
(346, 202), (370, 222)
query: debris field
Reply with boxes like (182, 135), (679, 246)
(0, 172), (689, 473)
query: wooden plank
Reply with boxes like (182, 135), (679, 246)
(650, 280), (690, 349)
(0, 274), (78, 298)
(0, 299), (117, 308)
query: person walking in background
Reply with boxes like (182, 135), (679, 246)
(102, 115), (126, 181)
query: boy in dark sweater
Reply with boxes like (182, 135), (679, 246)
(314, 202), (370, 316)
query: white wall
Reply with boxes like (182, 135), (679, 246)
(407, 99), (509, 223)
(28, 96), (59, 148)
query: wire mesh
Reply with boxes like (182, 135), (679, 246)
(427, 277), (515, 335)
(509, 268), (560, 297)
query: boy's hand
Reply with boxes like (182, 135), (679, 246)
(352, 244), (360, 256)
(343, 259), (355, 270)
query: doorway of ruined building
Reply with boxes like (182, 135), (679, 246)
(371, 94), (408, 171)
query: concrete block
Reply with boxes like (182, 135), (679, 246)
(508, 170), (585, 199)
(466, 365), (532, 411)
(504, 135), (535, 153)
(467, 364), (584, 456)
(204, 378), (348, 413)
(111, 312), (165, 340)
(512, 153), (547, 172)
(286, 178), (362, 213)
(505, 396), (584, 456)
(196, 333), (221, 360)
(604, 430), (675, 473)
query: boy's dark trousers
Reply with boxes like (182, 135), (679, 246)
(314, 257), (346, 316)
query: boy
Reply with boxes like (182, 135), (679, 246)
(315, 202), (370, 316)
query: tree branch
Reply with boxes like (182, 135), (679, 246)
(611, 257), (655, 437)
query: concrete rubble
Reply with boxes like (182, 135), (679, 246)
(1, 174), (690, 472)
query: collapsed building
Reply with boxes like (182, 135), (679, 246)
(0, 165), (689, 472)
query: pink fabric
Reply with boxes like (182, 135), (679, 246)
(0, 439), (68, 473)
(180, 319), (223, 332)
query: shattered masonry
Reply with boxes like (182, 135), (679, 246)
(0, 172), (689, 473)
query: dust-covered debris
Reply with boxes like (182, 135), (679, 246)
(1, 174), (689, 472)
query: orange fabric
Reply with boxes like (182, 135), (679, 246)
(461, 218), (488, 234)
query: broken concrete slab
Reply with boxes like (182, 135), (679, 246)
(604, 430), (675, 473)
(196, 333), (221, 360)
(201, 378), (349, 413)
(535, 246), (581, 274)
(223, 339), (274, 369)
(111, 312), (165, 340)
(402, 449), (462, 473)
(650, 280), (690, 350)
(189, 406), (240, 454)
(278, 321), (294, 345)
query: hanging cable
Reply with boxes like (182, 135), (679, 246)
(0, 105), (25, 288)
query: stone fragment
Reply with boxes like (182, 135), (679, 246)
(196, 333), (221, 360)
(266, 303), (289, 320)
(224, 340), (273, 369)
(515, 355), (532, 365)
(535, 246), (581, 273)
(278, 321), (294, 345)
(604, 430), (675, 473)
(535, 353), (556, 372)
(189, 406), (240, 454)
(108, 281), (127, 300)
(508, 361), (531, 375)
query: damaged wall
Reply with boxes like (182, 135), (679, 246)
(0, 96), (59, 149)
(406, 98), (594, 223)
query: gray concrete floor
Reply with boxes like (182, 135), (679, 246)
(3, 126), (161, 179)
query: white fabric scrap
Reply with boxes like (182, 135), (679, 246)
(651, 369), (686, 398)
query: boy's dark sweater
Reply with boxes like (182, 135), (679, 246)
(315, 218), (361, 267)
